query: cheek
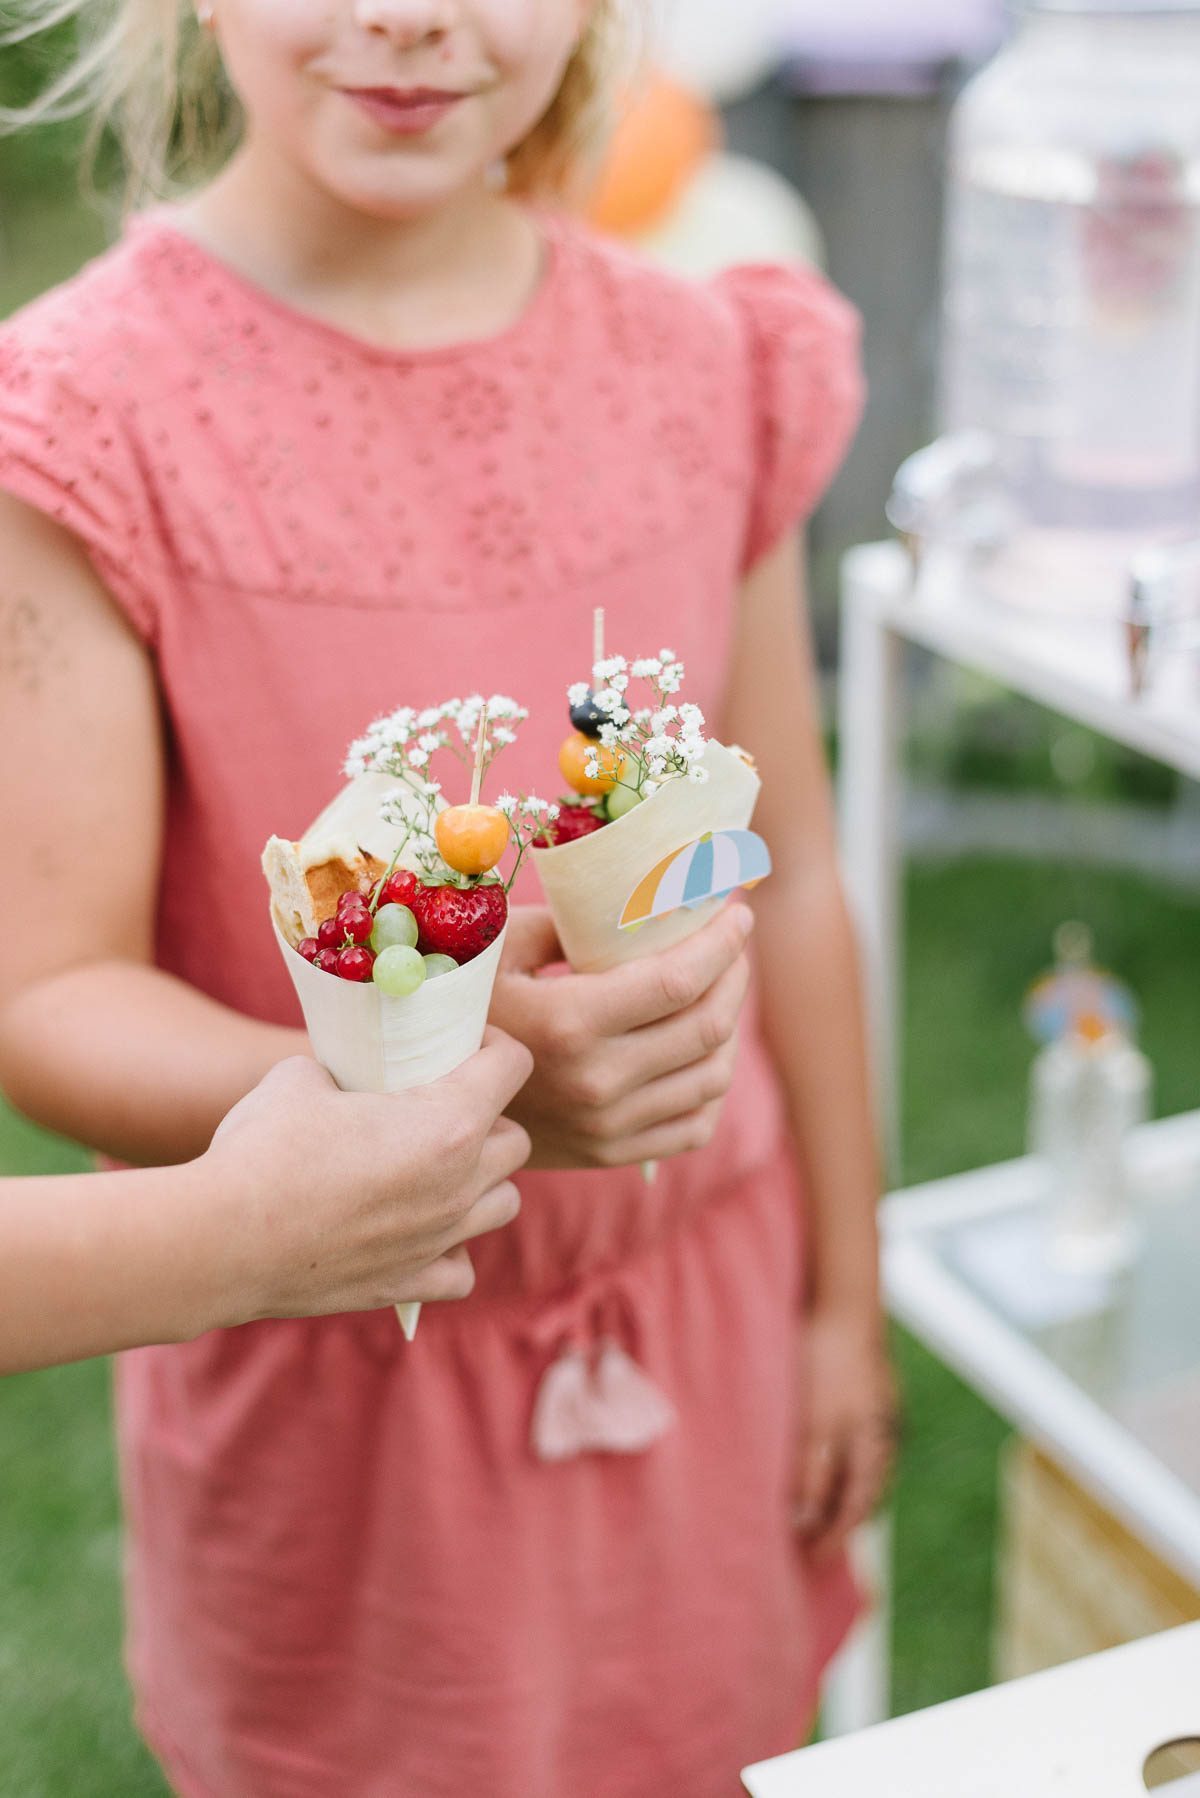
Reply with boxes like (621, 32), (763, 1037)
(479, 0), (586, 134)
(216, 0), (331, 111)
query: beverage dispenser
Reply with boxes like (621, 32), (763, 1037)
(894, 2), (1200, 625)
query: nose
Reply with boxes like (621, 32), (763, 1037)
(353, 0), (455, 47)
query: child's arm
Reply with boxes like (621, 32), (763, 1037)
(0, 494), (303, 1163)
(722, 532), (896, 1556)
(0, 492), (751, 1172)
(1, 1038), (532, 1374)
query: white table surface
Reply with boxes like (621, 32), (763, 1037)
(882, 1110), (1200, 1589)
(843, 541), (1200, 782)
(742, 1623), (1200, 1796)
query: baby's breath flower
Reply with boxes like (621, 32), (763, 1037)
(688, 765), (711, 784)
(496, 793), (519, 819)
(631, 656), (662, 680)
(486, 694), (527, 721)
(567, 681), (591, 707)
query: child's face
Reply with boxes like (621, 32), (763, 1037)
(214, 0), (592, 218)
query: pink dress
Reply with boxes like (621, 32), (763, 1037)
(0, 211), (864, 1798)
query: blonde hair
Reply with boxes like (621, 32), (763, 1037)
(0, 0), (628, 208)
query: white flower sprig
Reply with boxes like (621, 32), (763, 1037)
(569, 650), (710, 797)
(344, 695), (556, 893)
(346, 694), (528, 784)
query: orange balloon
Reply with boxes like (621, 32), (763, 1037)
(558, 732), (625, 797)
(435, 805), (511, 877)
(587, 74), (719, 238)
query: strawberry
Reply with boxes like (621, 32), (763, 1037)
(411, 882), (508, 966)
(534, 804), (607, 849)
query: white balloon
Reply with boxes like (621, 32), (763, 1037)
(651, 0), (792, 104)
(635, 154), (825, 280)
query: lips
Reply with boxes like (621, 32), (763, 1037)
(343, 86), (466, 137)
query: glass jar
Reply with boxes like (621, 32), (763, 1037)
(941, 2), (1200, 615)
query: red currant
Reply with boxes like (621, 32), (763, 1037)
(381, 870), (419, 908)
(337, 889), (369, 916)
(339, 908), (374, 944)
(313, 947), (339, 974)
(297, 937), (320, 963)
(336, 945), (375, 982)
(317, 916), (345, 951)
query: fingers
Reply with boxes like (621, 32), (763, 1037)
(809, 1425), (894, 1558)
(792, 1428), (843, 1540)
(587, 903), (754, 1035)
(474, 1116), (533, 1192)
(410, 1246), (476, 1304)
(434, 1028), (534, 1123)
(436, 1119), (528, 1247)
(583, 1038), (737, 1145)
(451, 1179), (522, 1247)
(583, 1097), (725, 1169)
(621, 956), (749, 1088)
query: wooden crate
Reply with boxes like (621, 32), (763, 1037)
(996, 1441), (1200, 1681)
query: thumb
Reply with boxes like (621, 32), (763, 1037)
(499, 905), (566, 977)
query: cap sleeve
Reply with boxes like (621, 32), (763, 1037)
(0, 325), (160, 643)
(715, 263), (865, 575)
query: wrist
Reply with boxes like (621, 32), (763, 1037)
(164, 1152), (263, 1339)
(806, 1285), (886, 1338)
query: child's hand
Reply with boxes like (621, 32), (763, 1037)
(202, 1031), (533, 1324)
(791, 1304), (898, 1560)
(491, 904), (754, 1170)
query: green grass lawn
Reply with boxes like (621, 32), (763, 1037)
(1, 855), (1197, 1789)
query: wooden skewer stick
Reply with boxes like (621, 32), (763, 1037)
(470, 704), (488, 806)
(593, 607), (606, 676)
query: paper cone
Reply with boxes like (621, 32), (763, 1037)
(535, 742), (762, 1185)
(272, 916), (507, 1338)
(534, 742), (762, 975)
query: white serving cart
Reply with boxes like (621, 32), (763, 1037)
(820, 541), (1200, 1737)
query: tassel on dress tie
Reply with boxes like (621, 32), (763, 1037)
(524, 1277), (677, 1463)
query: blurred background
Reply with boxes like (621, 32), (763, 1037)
(3, 1), (1200, 1791)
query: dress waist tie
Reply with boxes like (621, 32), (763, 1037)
(520, 1269), (677, 1463)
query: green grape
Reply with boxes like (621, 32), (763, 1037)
(422, 954), (459, 979)
(605, 782), (644, 822)
(371, 903), (419, 953)
(372, 945), (427, 997)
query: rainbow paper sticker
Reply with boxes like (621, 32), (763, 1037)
(619, 829), (772, 931)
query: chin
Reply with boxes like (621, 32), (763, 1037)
(311, 144), (494, 223)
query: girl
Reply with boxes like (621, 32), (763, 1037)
(0, 3), (893, 1794)
(2, 1039), (532, 1373)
